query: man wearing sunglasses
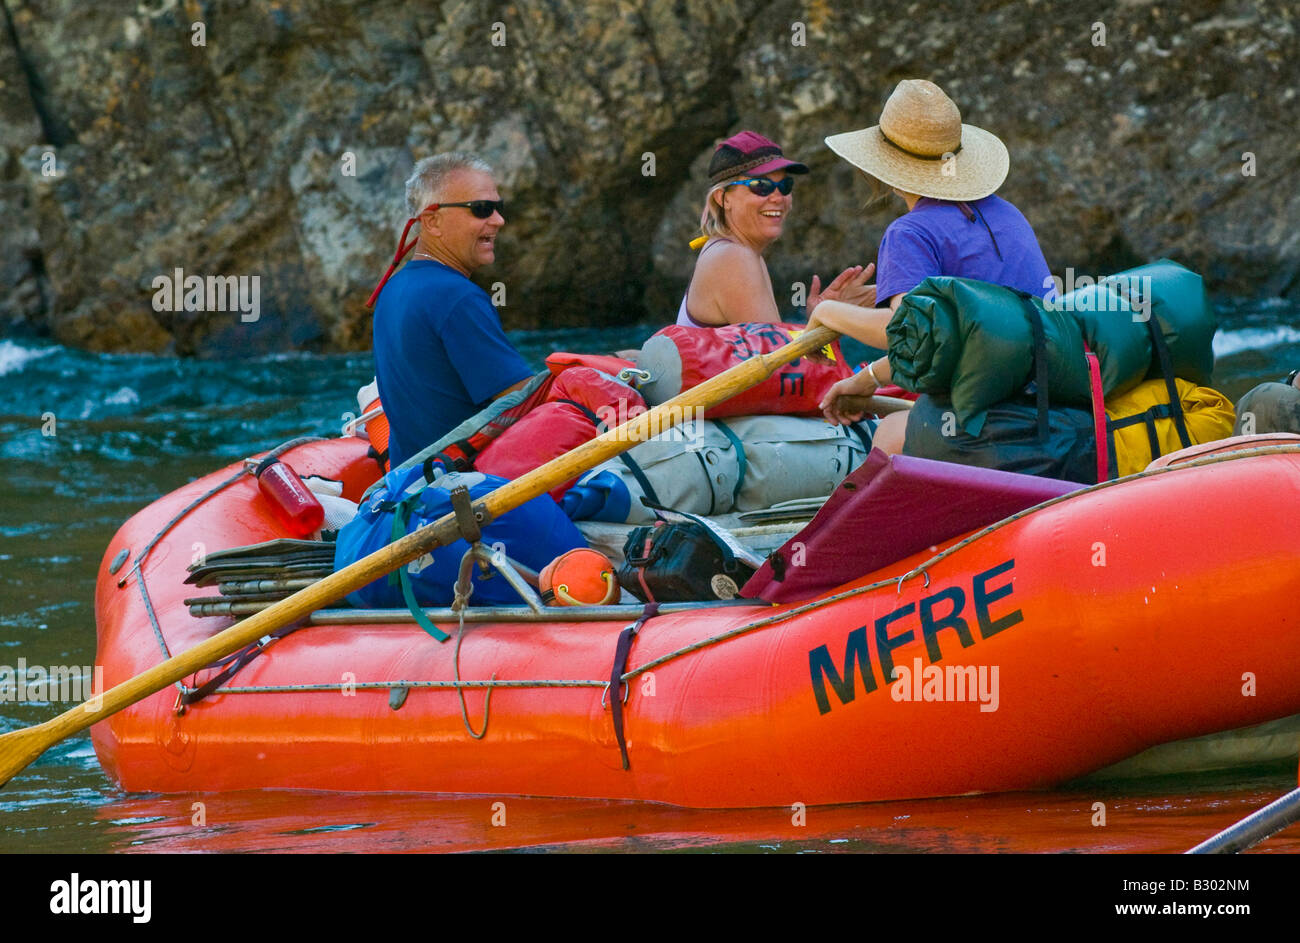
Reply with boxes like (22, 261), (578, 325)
(371, 152), (533, 469)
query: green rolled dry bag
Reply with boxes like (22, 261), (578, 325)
(883, 287), (963, 394)
(1101, 259), (1216, 386)
(888, 277), (1090, 435)
(1056, 283), (1151, 399)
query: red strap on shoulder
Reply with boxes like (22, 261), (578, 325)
(1084, 345), (1108, 482)
(366, 214), (424, 309)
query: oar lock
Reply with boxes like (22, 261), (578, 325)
(448, 485), (485, 543)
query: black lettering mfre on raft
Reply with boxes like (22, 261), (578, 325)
(809, 558), (1022, 715)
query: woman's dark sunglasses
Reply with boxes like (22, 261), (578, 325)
(726, 177), (794, 197)
(429, 199), (505, 219)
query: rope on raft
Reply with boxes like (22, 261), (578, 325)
(200, 680), (607, 693)
(454, 607), (493, 739)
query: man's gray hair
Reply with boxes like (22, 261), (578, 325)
(405, 152), (493, 216)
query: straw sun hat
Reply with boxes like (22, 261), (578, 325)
(824, 79), (1009, 202)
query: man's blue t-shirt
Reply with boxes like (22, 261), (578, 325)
(875, 195), (1052, 305)
(373, 260), (532, 469)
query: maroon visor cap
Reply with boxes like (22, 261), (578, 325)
(707, 131), (810, 185)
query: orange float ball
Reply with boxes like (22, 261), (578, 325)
(538, 548), (618, 606)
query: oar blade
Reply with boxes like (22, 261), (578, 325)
(0, 720), (66, 788)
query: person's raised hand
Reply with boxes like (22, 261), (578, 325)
(805, 274), (827, 329)
(831, 262), (876, 308)
(803, 273), (838, 362)
(807, 265), (862, 317)
(807, 264), (876, 318)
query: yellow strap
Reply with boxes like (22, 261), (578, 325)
(788, 328), (838, 362)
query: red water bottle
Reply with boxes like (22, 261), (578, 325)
(255, 457), (325, 537)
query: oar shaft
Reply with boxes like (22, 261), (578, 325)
(1185, 786), (1300, 854)
(0, 325), (837, 786)
(836, 394), (913, 416)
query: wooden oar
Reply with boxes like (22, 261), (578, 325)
(0, 325), (839, 787)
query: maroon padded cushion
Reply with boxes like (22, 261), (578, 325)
(740, 450), (1084, 603)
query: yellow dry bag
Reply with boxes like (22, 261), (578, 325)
(1104, 378), (1236, 477)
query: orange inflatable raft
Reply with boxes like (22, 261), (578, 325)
(91, 436), (1300, 807)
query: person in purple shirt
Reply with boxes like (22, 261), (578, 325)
(369, 153), (533, 469)
(806, 79), (1053, 454)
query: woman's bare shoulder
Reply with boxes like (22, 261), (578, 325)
(689, 239), (779, 324)
(693, 239), (764, 281)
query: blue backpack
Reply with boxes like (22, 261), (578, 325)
(334, 465), (587, 639)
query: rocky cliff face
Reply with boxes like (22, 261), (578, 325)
(2, 0), (1297, 354)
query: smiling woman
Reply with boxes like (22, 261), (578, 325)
(675, 131), (811, 328)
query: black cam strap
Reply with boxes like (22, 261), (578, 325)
(180, 625), (301, 708)
(608, 602), (660, 771)
(1018, 295), (1051, 442)
(1144, 316), (1192, 449)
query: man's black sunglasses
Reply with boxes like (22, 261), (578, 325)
(431, 199), (505, 219)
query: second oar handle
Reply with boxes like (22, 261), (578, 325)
(836, 394), (914, 417)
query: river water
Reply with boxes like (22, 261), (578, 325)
(1, 305), (1299, 854)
